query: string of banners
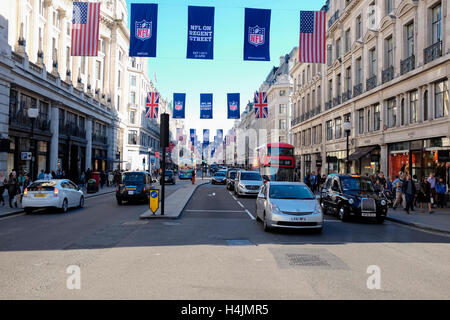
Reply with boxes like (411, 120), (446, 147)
(71, 2), (326, 63)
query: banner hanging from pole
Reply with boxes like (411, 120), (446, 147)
(200, 93), (213, 119)
(172, 93), (186, 118)
(243, 8), (271, 61)
(227, 93), (240, 119)
(187, 6), (215, 60)
(130, 3), (158, 57)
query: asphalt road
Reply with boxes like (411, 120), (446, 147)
(0, 180), (449, 299)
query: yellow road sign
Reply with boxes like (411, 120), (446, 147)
(149, 189), (159, 214)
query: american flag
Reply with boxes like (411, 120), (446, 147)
(299, 10), (326, 64)
(71, 2), (101, 56)
(145, 92), (159, 118)
(254, 91), (268, 119)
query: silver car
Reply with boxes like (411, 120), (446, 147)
(255, 182), (323, 233)
(234, 171), (263, 197)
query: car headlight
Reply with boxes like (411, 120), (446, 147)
(238, 183), (245, 189)
(380, 199), (386, 206)
(271, 203), (282, 213)
(348, 198), (354, 205)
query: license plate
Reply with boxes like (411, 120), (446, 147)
(34, 194), (47, 198)
(290, 217), (306, 222)
(362, 212), (376, 217)
(126, 187), (136, 191)
(128, 191), (134, 195)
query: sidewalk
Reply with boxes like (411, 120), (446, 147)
(0, 185), (116, 218)
(386, 206), (450, 234)
(140, 179), (210, 219)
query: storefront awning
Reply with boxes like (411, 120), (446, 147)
(349, 146), (377, 161)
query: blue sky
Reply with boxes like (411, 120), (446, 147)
(125, 0), (324, 138)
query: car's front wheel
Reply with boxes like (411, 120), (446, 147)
(263, 212), (271, 232)
(376, 216), (385, 224)
(78, 196), (84, 208)
(339, 207), (348, 222)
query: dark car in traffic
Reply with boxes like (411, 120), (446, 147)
(211, 170), (227, 185)
(161, 170), (176, 185)
(116, 171), (154, 205)
(226, 169), (237, 190)
(320, 174), (388, 223)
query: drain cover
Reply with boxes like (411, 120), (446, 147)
(286, 254), (329, 267)
(225, 239), (253, 246)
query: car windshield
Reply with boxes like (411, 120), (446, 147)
(122, 173), (144, 183)
(241, 172), (262, 181)
(340, 177), (374, 192)
(215, 171), (226, 177)
(165, 171), (173, 177)
(27, 181), (57, 191)
(269, 184), (314, 199)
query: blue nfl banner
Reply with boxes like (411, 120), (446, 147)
(190, 129), (196, 142)
(130, 3), (158, 57)
(200, 93), (213, 119)
(187, 6), (214, 60)
(227, 93), (240, 119)
(173, 93), (186, 119)
(244, 8), (271, 61)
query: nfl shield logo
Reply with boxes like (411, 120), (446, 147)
(229, 103), (238, 111)
(136, 20), (152, 41)
(249, 26), (265, 47)
(175, 102), (183, 111)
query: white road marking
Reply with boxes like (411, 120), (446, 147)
(185, 209), (246, 213)
(232, 196), (237, 201)
(0, 212), (26, 220)
(245, 209), (256, 220)
(237, 201), (244, 208)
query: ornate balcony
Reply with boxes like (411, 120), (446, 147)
(366, 75), (377, 91)
(328, 10), (339, 28)
(333, 95), (341, 107)
(424, 41), (442, 64)
(353, 83), (362, 97)
(325, 100), (332, 110)
(9, 110), (50, 132)
(382, 66), (394, 84)
(400, 55), (415, 75)
(342, 90), (352, 102)
(316, 105), (321, 115)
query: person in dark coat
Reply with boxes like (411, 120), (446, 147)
(418, 176), (432, 213)
(7, 171), (19, 208)
(100, 171), (106, 188)
(402, 174), (416, 214)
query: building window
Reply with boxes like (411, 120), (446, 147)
(128, 130), (137, 145)
(130, 92), (136, 105)
(435, 79), (449, 118)
(318, 124), (322, 143)
(39, 0), (44, 15)
(130, 76), (136, 87)
(358, 109), (364, 134)
(345, 67), (351, 91)
(335, 38), (341, 59)
(406, 22), (414, 58)
(66, 22), (70, 36)
(279, 104), (286, 113)
(327, 45), (332, 66)
(356, 15), (362, 39)
(345, 29), (351, 53)
(410, 90), (418, 124)
(385, 36), (393, 68)
(401, 98), (405, 125)
(385, 0), (393, 15)
(117, 95), (120, 111)
(118, 70), (121, 88)
(387, 98), (397, 128)
(66, 46), (70, 70)
(369, 47), (377, 77)
(95, 61), (101, 80)
(129, 110), (135, 124)
(312, 126), (316, 145)
(336, 74), (341, 97)
(326, 120), (333, 141)
(424, 90), (428, 121)
(328, 79), (333, 101)
(432, 4), (442, 44)
(335, 117), (342, 139)
(374, 104), (380, 131)
(279, 119), (286, 129)
(367, 108), (371, 132)
(356, 57), (362, 84)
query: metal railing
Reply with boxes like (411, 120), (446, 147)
(382, 65), (394, 84)
(353, 83), (362, 97)
(333, 95), (341, 107)
(325, 100), (332, 110)
(59, 123), (86, 139)
(400, 55), (415, 75)
(342, 90), (352, 102)
(328, 10), (339, 28)
(424, 41), (442, 64)
(9, 110), (50, 131)
(366, 75), (377, 91)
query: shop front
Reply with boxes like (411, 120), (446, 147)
(326, 151), (346, 174)
(388, 137), (450, 183)
(92, 148), (108, 172)
(303, 154), (311, 178)
(349, 146), (380, 176)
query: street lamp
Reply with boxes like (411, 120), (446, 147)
(28, 107), (39, 180)
(343, 120), (352, 174)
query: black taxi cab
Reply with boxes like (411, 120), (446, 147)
(319, 174), (388, 223)
(116, 171), (155, 205)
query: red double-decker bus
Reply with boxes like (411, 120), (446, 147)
(252, 143), (295, 181)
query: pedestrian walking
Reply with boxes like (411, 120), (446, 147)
(0, 171), (6, 206)
(402, 174), (416, 214)
(436, 177), (447, 208)
(418, 176), (433, 213)
(37, 170), (45, 180)
(310, 171), (317, 193)
(7, 171), (19, 208)
(108, 171), (113, 187)
(427, 172), (437, 207)
(100, 171), (106, 188)
(392, 175), (406, 210)
(191, 169), (196, 185)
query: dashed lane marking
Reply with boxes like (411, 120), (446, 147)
(237, 201), (244, 208)
(245, 209), (256, 220)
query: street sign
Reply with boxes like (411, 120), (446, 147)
(21, 152), (32, 161)
(149, 189), (159, 214)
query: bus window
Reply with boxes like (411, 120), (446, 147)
(268, 147), (293, 156)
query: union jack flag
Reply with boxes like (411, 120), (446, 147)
(145, 92), (159, 118)
(254, 91), (268, 118)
